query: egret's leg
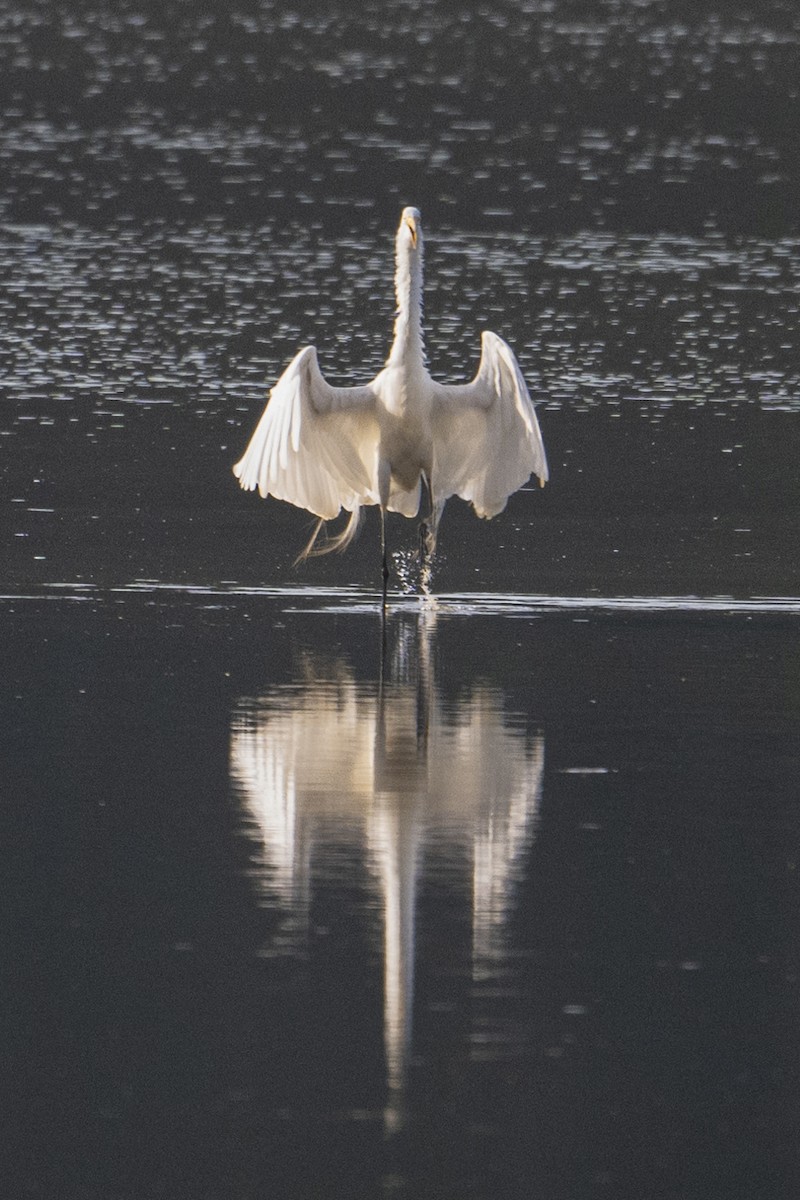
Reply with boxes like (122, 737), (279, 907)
(418, 477), (434, 563)
(380, 507), (389, 606)
(428, 498), (445, 553)
(377, 459), (392, 605)
(419, 484), (444, 560)
(420, 497), (445, 595)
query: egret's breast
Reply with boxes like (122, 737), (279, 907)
(373, 370), (432, 490)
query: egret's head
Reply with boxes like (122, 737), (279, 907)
(399, 206), (421, 250)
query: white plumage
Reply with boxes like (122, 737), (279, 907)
(233, 207), (548, 585)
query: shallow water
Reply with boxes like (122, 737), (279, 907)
(3, 591), (800, 1199)
(2, 1), (800, 1197)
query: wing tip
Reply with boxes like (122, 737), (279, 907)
(233, 456), (265, 494)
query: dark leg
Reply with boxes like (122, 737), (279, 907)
(381, 507), (389, 607)
(418, 476), (434, 566)
(418, 481), (443, 594)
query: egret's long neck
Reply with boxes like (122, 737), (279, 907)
(388, 236), (425, 369)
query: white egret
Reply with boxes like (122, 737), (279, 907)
(233, 207), (548, 596)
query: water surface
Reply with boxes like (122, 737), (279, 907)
(2, 2), (800, 1198)
(3, 591), (800, 1198)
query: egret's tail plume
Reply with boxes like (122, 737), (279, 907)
(294, 505), (365, 564)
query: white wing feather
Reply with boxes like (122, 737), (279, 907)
(430, 330), (548, 518)
(233, 346), (380, 520)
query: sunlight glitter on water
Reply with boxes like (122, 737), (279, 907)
(2, 223), (800, 425)
(7, 581), (796, 619)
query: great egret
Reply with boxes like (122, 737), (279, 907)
(233, 207), (548, 596)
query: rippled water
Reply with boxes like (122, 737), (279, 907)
(2, 1), (800, 597)
(2, 0), (800, 232)
(2, 218), (799, 598)
(3, 222), (800, 409)
(3, 1), (800, 1197)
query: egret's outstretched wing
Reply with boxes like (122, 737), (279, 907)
(233, 346), (380, 520)
(430, 330), (548, 518)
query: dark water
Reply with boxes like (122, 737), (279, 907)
(2, 2), (800, 1197)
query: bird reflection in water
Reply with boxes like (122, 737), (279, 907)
(229, 605), (544, 1131)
